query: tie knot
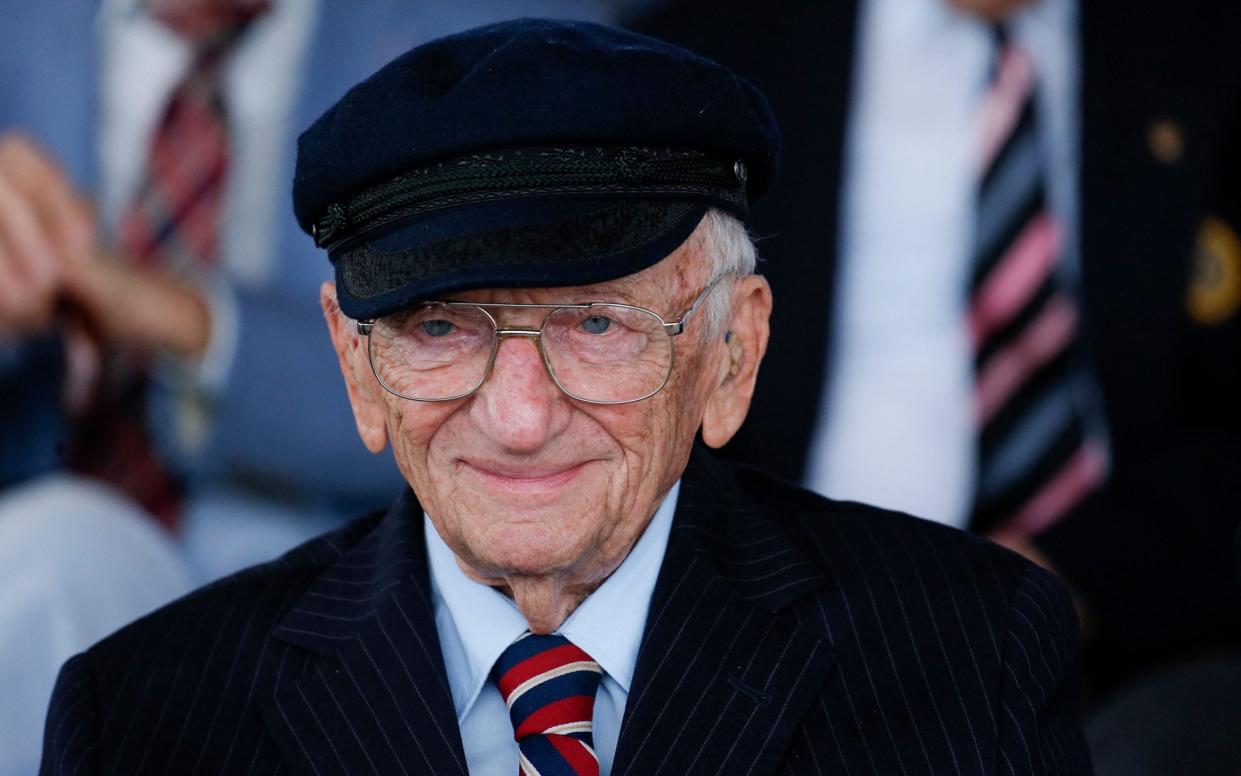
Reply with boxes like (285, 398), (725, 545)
(149, 0), (270, 50)
(991, 22), (1011, 47)
(492, 633), (603, 740)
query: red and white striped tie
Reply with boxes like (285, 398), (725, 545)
(969, 27), (1109, 538)
(492, 633), (604, 776)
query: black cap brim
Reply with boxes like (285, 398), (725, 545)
(331, 196), (709, 320)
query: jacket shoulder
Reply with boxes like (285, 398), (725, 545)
(79, 507), (386, 675)
(720, 464), (1089, 771)
(726, 461), (1055, 614)
(41, 509), (390, 773)
(736, 463), (1016, 554)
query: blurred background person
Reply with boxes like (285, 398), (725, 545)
(0, 0), (647, 582)
(0, 2), (646, 773)
(0, 478), (193, 776)
(633, 0), (1241, 772)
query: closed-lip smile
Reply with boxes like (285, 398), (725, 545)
(459, 459), (594, 490)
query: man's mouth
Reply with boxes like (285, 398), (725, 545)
(458, 459), (594, 493)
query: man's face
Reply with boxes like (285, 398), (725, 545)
(324, 218), (770, 620)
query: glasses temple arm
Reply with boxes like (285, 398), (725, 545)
(665, 275), (726, 336)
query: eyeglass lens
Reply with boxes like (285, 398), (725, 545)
(367, 303), (674, 403)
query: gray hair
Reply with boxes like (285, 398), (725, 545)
(698, 207), (759, 336)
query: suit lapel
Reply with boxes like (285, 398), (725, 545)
(612, 448), (838, 776)
(261, 490), (469, 776)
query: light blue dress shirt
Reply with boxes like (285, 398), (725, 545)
(425, 481), (680, 776)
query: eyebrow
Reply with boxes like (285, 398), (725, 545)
(434, 273), (669, 310)
(584, 285), (644, 306)
(547, 274), (651, 306)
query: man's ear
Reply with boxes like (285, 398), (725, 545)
(701, 275), (772, 448)
(321, 282), (388, 454)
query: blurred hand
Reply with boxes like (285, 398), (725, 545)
(0, 133), (211, 410)
(0, 133), (96, 339)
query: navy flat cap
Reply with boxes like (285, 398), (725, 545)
(293, 17), (780, 320)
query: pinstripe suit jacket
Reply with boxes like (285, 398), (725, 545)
(41, 447), (1091, 774)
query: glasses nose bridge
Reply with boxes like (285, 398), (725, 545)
(484, 306), (553, 381)
(491, 325), (548, 370)
(477, 321), (565, 402)
(495, 326), (543, 339)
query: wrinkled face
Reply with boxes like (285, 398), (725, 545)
(324, 220), (770, 593)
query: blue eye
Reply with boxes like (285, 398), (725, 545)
(581, 315), (613, 335)
(421, 319), (456, 337)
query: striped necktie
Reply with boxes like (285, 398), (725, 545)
(969, 26), (1109, 538)
(68, 1), (267, 527)
(120, 0), (269, 270)
(492, 633), (604, 776)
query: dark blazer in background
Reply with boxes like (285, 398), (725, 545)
(631, 0), (1241, 693)
(42, 447), (1090, 774)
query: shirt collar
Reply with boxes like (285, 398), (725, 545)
(426, 480), (681, 720)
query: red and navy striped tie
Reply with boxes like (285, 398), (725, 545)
(121, 0), (270, 271)
(969, 26), (1109, 538)
(69, 1), (267, 527)
(492, 633), (603, 776)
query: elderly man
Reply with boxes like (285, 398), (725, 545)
(41, 19), (1090, 775)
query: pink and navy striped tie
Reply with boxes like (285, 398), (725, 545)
(969, 26), (1109, 538)
(492, 633), (603, 776)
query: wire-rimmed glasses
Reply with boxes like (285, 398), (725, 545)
(355, 277), (722, 405)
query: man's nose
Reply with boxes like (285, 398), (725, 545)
(469, 334), (570, 453)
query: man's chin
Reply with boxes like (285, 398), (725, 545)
(462, 534), (593, 582)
